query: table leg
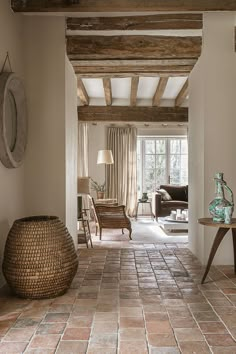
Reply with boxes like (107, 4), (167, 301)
(232, 228), (236, 273)
(201, 227), (229, 284)
(135, 202), (139, 220)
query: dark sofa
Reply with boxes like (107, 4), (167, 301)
(152, 184), (188, 220)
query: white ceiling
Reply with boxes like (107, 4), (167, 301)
(80, 76), (188, 106)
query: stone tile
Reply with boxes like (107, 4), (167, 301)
(119, 328), (146, 341)
(62, 327), (90, 340)
(120, 307), (143, 317)
(211, 347), (236, 354)
(199, 321), (228, 334)
(148, 333), (177, 347)
(119, 340), (148, 353)
(13, 318), (40, 328)
(150, 347), (180, 354)
(94, 312), (118, 322)
(56, 340), (88, 353)
(120, 317), (145, 328)
(29, 334), (60, 349)
(89, 333), (117, 348)
(146, 321), (172, 334)
(174, 328), (204, 341)
(43, 313), (70, 323)
(194, 311), (220, 322)
(170, 318), (197, 328)
(205, 334), (236, 346)
(4, 328), (35, 341)
(92, 321), (118, 334)
(145, 312), (168, 321)
(0, 342), (28, 353)
(25, 349), (55, 354)
(178, 341), (211, 353)
(87, 348), (116, 354)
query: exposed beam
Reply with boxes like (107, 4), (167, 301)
(67, 14), (203, 31)
(175, 79), (189, 107)
(152, 77), (169, 107)
(78, 106), (188, 123)
(130, 77), (139, 106)
(77, 78), (89, 106)
(67, 35), (202, 60)
(75, 72), (190, 78)
(103, 78), (112, 106)
(12, 1), (236, 12)
(72, 59), (196, 76)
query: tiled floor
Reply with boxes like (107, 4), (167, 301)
(1, 243), (236, 353)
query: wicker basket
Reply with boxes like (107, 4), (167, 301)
(2, 216), (78, 299)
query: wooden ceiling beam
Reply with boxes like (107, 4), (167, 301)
(103, 78), (112, 106)
(67, 14), (202, 31)
(175, 79), (189, 107)
(130, 77), (139, 106)
(78, 106), (188, 123)
(12, 1), (236, 12)
(152, 77), (169, 107)
(75, 72), (190, 78)
(67, 35), (202, 61)
(77, 78), (89, 106)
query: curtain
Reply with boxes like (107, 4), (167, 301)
(78, 122), (89, 177)
(78, 122), (89, 211)
(106, 126), (137, 216)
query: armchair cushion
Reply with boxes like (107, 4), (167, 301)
(158, 189), (172, 201)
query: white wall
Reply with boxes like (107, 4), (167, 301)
(88, 123), (107, 199)
(65, 56), (78, 244)
(23, 17), (66, 222)
(0, 1), (25, 286)
(189, 13), (236, 265)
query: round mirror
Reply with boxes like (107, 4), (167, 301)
(0, 73), (27, 168)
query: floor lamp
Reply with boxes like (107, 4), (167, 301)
(97, 150), (114, 199)
(77, 177), (91, 219)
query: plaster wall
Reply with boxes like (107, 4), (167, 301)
(0, 1), (25, 287)
(23, 17), (66, 222)
(189, 13), (236, 264)
(65, 56), (78, 245)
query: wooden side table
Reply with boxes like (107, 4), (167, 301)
(135, 201), (154, 220)
(198, 217), (236, 284)
(78, 209), (93, 248)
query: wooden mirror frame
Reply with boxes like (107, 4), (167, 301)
(0, 73), (27, 168)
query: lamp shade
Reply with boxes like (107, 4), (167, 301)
(97, 150), (114, 164)
(77, 177), (91, 194)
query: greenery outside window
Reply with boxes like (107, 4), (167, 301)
(137, 136), (188, 198)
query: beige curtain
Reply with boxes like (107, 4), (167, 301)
(78, 123), (89, 210)
(78, 122), (89, 177)
(106, 127), (137, 216)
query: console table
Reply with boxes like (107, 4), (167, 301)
(198, 218), (236, 284)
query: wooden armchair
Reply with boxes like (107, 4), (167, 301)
(90, 197), (132, 240)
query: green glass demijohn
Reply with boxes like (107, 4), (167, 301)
(208, 172), (234, 223)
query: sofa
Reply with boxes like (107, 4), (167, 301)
(152, 184), (188, 220)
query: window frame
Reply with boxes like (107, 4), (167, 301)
(137, 136), (188, 198)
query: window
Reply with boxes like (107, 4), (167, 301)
(137, 136), (188, 198)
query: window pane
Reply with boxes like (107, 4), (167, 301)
(145, 140), (155, 154)
(137, 138), (141, 155)
(181, 139), (188, 154)
(170, 155), (181, 184)
(156, 139), (166, 154)
(144, 169), (155, 193)
(170, 139), (181, 154)
(145, 155), (155, 169)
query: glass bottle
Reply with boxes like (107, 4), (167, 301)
(208, 172), (234, 223)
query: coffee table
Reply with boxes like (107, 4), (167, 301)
(158, 217), (188, 232)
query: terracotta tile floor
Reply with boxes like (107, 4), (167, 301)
(1, 243), (236, 353)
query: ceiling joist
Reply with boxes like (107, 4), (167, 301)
(12, 0), (236, 12)
(67, 35), (202, 61)
(130, 77), (139, 106)
(77, 78), (89, 106)
(67, 14), (203, 31)
(152, 77), (169, 107)
(103, 78), (112, 106)
(175, 79), (189, 107)
(78, 106), (188, 123)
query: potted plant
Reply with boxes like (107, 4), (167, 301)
(91, 179), (106, 199)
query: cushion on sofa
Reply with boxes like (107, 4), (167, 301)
(160, 185), (188, 202)
(158, 189), (172, 201)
